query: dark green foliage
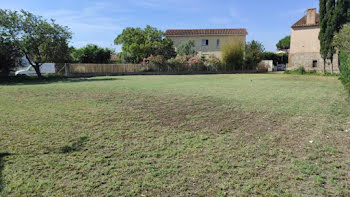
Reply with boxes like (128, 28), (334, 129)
(339, 52), (350, 94)
(114, 25), (176, 63)
(276, 36), (290, 50)
(71, 44), (113, 64)
(0, 38), (22, 75)
(176, 40), (197, 57)
(262, 52), (288, 65)
(319, 0), (349, 73)
(319, 0), (330, 73)
(245, 40), (265, 70)
(0, 9), (72, 78)
(334, 24), (350, 95)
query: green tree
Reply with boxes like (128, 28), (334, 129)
(245, 40), (265, 70)
(176, 40), (197, 57)
(114, 25), (176, 63)
(71, 44), (113, 63)
(334, 24), (350, 94)
(0, 9), (72, 78)
(326, 0), (337, 74)
(276, 36), (290, 51)
(0, 37), (22, 76)
(319, 0), (349, 74)
(221, 41), (244, 71)
(319, 0), (329, 73)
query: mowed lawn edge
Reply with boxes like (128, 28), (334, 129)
(1, 74), (350, 196)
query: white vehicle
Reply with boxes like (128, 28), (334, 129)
(15, 63), (56, 76)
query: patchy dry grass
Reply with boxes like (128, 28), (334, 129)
(1, 74), (350, 196)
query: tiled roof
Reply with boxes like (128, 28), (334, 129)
(165, 29), (248, 36)
(292, 14), (319, 28)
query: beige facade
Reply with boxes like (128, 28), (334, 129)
(289, 9), (339, 73)
(165, 29), (248, 59)
(167, 35), (246, 58)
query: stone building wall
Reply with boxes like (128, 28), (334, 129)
(288, 52), (339, 73)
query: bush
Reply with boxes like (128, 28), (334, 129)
(334, 24), (350, 95)
(167, 56), (189, 72)
(339, 53), (350, 94)
(188, 56), (207, 71)
(206, 55), (222, 71)
(295, 66), (306, 75)
(144, 55), (166, 71)
(221, 41), (244, 71)
(177, 40), (197, 57)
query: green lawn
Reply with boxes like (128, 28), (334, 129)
(1, 74), (350, 196)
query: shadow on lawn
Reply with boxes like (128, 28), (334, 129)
(0, 76), (121, 86)
(58, 136), (89, 154)
(0, 153), (12, 193)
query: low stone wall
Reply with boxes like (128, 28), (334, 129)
(289, 52), (339, 73)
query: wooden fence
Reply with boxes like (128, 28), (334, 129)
(69, 64), (143, 74)
(64, 63), (261, 77)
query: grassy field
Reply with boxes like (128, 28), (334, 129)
(1, 74), (350, 196)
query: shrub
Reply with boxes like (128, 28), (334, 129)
(221, 41), (244, 71)
(167, 56), (189, 72)
(177, 40), (197, 57)
(206, 55), (222, 71)
(295, 66), (306, 75)
(188, 56), (207, 71)
(145, 55), (166, 71)
(339, 53), (350, 94)
(334, 24), (350, 95)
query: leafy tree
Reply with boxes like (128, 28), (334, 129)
(262, 52), (289, 66)
(114, 25), (176, 63)
(245, 40), (265, 70)
(221, 41), (244, 71)
(153, 38), (177, 60)
(276, 36), (290, 51)
(334, 24), (350, 94)
(0, 9), (72, 78)
(176, 40), (197, 57)
(71, 44), (113, 64)
(0, 37), (22, 75)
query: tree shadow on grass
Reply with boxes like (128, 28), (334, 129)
(58, 136), (89, 154)
(0, 76), (122, 86)
(0, 153), (12, 193)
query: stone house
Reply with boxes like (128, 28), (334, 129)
(289, 8), (339, 73)
(165, 29), (248, 58)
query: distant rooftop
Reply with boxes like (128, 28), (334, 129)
(292, 13), (319, 28)
(165, 29), (248, 36)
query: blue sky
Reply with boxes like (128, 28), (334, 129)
(1, 0), (319, 52)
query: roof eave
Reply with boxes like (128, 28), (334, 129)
(165, 33), (248, 37)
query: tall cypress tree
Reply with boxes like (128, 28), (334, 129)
(335, 0), (348, 32)
(325, 0), (337, 74)
(319, 0), (328, 73)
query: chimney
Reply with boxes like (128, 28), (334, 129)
(306, 8), (316, 25)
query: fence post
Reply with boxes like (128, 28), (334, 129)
(65, 63), (71, 77)
(124, 64), (126, 73)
